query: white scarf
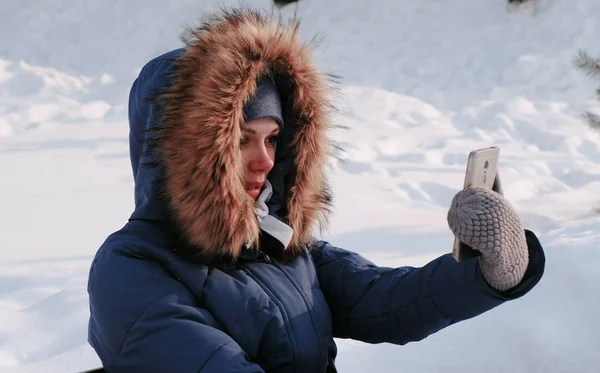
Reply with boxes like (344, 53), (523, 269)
(255, 179), (273, 221)
(253, 179), (294, 250)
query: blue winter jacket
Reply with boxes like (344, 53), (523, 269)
(87, 9), (545, 373)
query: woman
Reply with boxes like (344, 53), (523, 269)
(87, 8), (545, 373)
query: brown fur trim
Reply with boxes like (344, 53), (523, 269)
(153, 8), (336, 261)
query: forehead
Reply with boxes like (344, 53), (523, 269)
(243, 118), (280, 133)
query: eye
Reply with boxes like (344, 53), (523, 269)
(240, 135), (249, 146)
(266, 135), (279, 146)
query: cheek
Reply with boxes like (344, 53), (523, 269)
(240, 148), (251, 170)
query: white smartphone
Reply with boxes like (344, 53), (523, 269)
(451, 146), (503, 262)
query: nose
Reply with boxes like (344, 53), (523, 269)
(249, 144), (274, 172)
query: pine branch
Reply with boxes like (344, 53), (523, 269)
(584, 111), (600, 132)
(574, 50), (600, 79)
(507, 0), (535, 10)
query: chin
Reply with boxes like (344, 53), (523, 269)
(247, 189), (260, 200)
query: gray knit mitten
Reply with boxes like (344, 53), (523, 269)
(447, 186), (529, 291)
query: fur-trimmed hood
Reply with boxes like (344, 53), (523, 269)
(128, 8), (336, 263)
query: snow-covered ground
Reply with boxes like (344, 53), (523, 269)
(1, 0), (599, 372)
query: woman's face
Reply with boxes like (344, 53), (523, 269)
(241, 118), (280, 200)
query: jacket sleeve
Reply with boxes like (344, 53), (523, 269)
(109, 289), (265, 373)
(310, 229), (545, 345)
(88, 244), (265, 373)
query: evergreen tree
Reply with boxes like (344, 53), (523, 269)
(273, 0), (299, 8)
(574, 50), (600, 132)
(574, 50), (600, 212)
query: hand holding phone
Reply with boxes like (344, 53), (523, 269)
(451, 146), (503, 262)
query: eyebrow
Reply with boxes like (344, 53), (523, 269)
(242, 127), (280, 135)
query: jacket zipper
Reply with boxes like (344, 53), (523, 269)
(240, 258), (299, 373)
(270, 258), (326, 373)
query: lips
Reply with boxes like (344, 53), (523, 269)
(245, 181), (264, 199)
